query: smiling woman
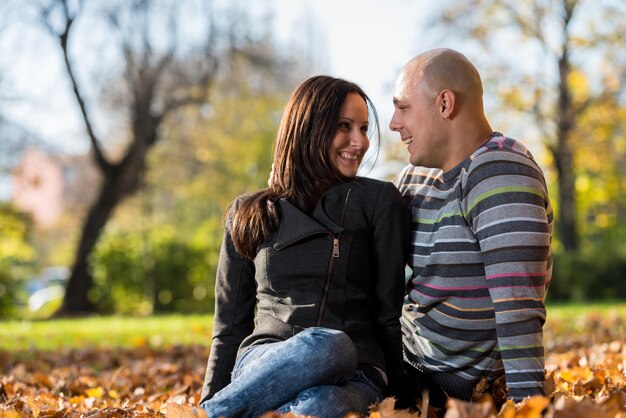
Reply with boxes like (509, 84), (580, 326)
(328, 92), (370, 178)
(199, 75), (411, 418)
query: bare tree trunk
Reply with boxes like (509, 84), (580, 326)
(62, 182), (119, 312)
(554, 5), (579, 251)
(555, 131), (578, 250)
(60, 136), (153, 313)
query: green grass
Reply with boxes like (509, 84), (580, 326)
(546, 300), (626, 318)
(1, 301), (624, 353)
(0, 314), (213, 352)
(543, 300), (626, 342)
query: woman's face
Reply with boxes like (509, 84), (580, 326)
(329, 93), (370, 178)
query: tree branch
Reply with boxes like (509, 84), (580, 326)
(41, 0), (111, 174)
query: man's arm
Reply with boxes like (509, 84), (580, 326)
(464, 148), (553, 401)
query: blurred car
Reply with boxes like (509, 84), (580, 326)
(27, 266), (69, 313)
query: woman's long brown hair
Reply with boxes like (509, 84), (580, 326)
(229, 75), (379, 260)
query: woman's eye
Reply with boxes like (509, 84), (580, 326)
(338, 122), (350, 129)
(361, 125), (369, 134)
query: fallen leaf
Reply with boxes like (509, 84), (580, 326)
(85, 386), (105, 398)
(516, 396), (549, 418)
(164, 403), (204, 417)
(443, 397), (496, 418)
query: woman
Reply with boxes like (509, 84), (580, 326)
(200, 75), (410, 417)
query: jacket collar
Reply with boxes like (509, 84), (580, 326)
(274, 197), (344, 249)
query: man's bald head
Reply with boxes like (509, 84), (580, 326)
(390, 48), (493, 171)
(402, 48), (484, 105)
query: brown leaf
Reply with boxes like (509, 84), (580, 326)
(544, 371), (557, 397)
(472, 377), (490, 402)
(443, 397), (496, 418)
(373, 397), (398, 417)
(164, 403), (206, 417)
(26, 395), (41, 418)
(33, 372), (53, 389)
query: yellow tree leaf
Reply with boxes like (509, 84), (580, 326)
(85, 386), (105, 398)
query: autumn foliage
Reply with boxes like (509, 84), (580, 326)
(1, 311), (625, 417)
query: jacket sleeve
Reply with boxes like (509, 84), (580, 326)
(200, 201), (257, 403)
(463, 150), (553, 401)
(371, 181), (411, 393)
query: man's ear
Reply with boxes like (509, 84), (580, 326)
(438, 89), (456, 119)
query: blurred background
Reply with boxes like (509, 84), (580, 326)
(1, 0), (625, 319)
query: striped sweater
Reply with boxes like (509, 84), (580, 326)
(395, 133), (553, 402)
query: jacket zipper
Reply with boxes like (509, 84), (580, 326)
(332, 238), (340, 257)
(316, 188), (351, 325)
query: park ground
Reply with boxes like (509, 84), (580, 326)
(0, 302), (625, 417)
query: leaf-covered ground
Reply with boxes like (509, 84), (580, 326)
(1, 310), (624, 417)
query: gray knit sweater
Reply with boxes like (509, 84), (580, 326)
(395, 133), (553, 401)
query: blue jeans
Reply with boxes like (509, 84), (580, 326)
(201, 327), (383, 418)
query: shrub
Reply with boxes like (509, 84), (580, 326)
(90, 221), (222, 315)
(0, 204), (36, 318)
(548, 248), (626, 302)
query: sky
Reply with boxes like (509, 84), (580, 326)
(269, 0), (428, 124)
(0, 0), (435, 197)
(1, 0), (432, 150)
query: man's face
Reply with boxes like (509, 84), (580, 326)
(389, 69), (444, 168)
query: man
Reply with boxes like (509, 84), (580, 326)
(390, 48), (553, 409)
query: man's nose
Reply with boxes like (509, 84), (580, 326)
(389, 112), (399, 132)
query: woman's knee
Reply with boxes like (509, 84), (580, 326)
(296, 327), (357, 374)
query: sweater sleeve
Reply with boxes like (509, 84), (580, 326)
(200, 201), (257, 403)
(371, 181), (411, 393)
(463, 149), (553, 401)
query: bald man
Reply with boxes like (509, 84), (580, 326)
(390, 49), (554, 409)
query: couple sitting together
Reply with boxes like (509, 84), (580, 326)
(199, 48), (554, 418)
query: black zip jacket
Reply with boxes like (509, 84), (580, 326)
(200, 177), (411, 402)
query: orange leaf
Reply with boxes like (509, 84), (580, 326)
(69, 395), (85, 405)
(497, 400), (516, 418)
(515, 396), (549, 418)
(165, 402), (207, 417)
